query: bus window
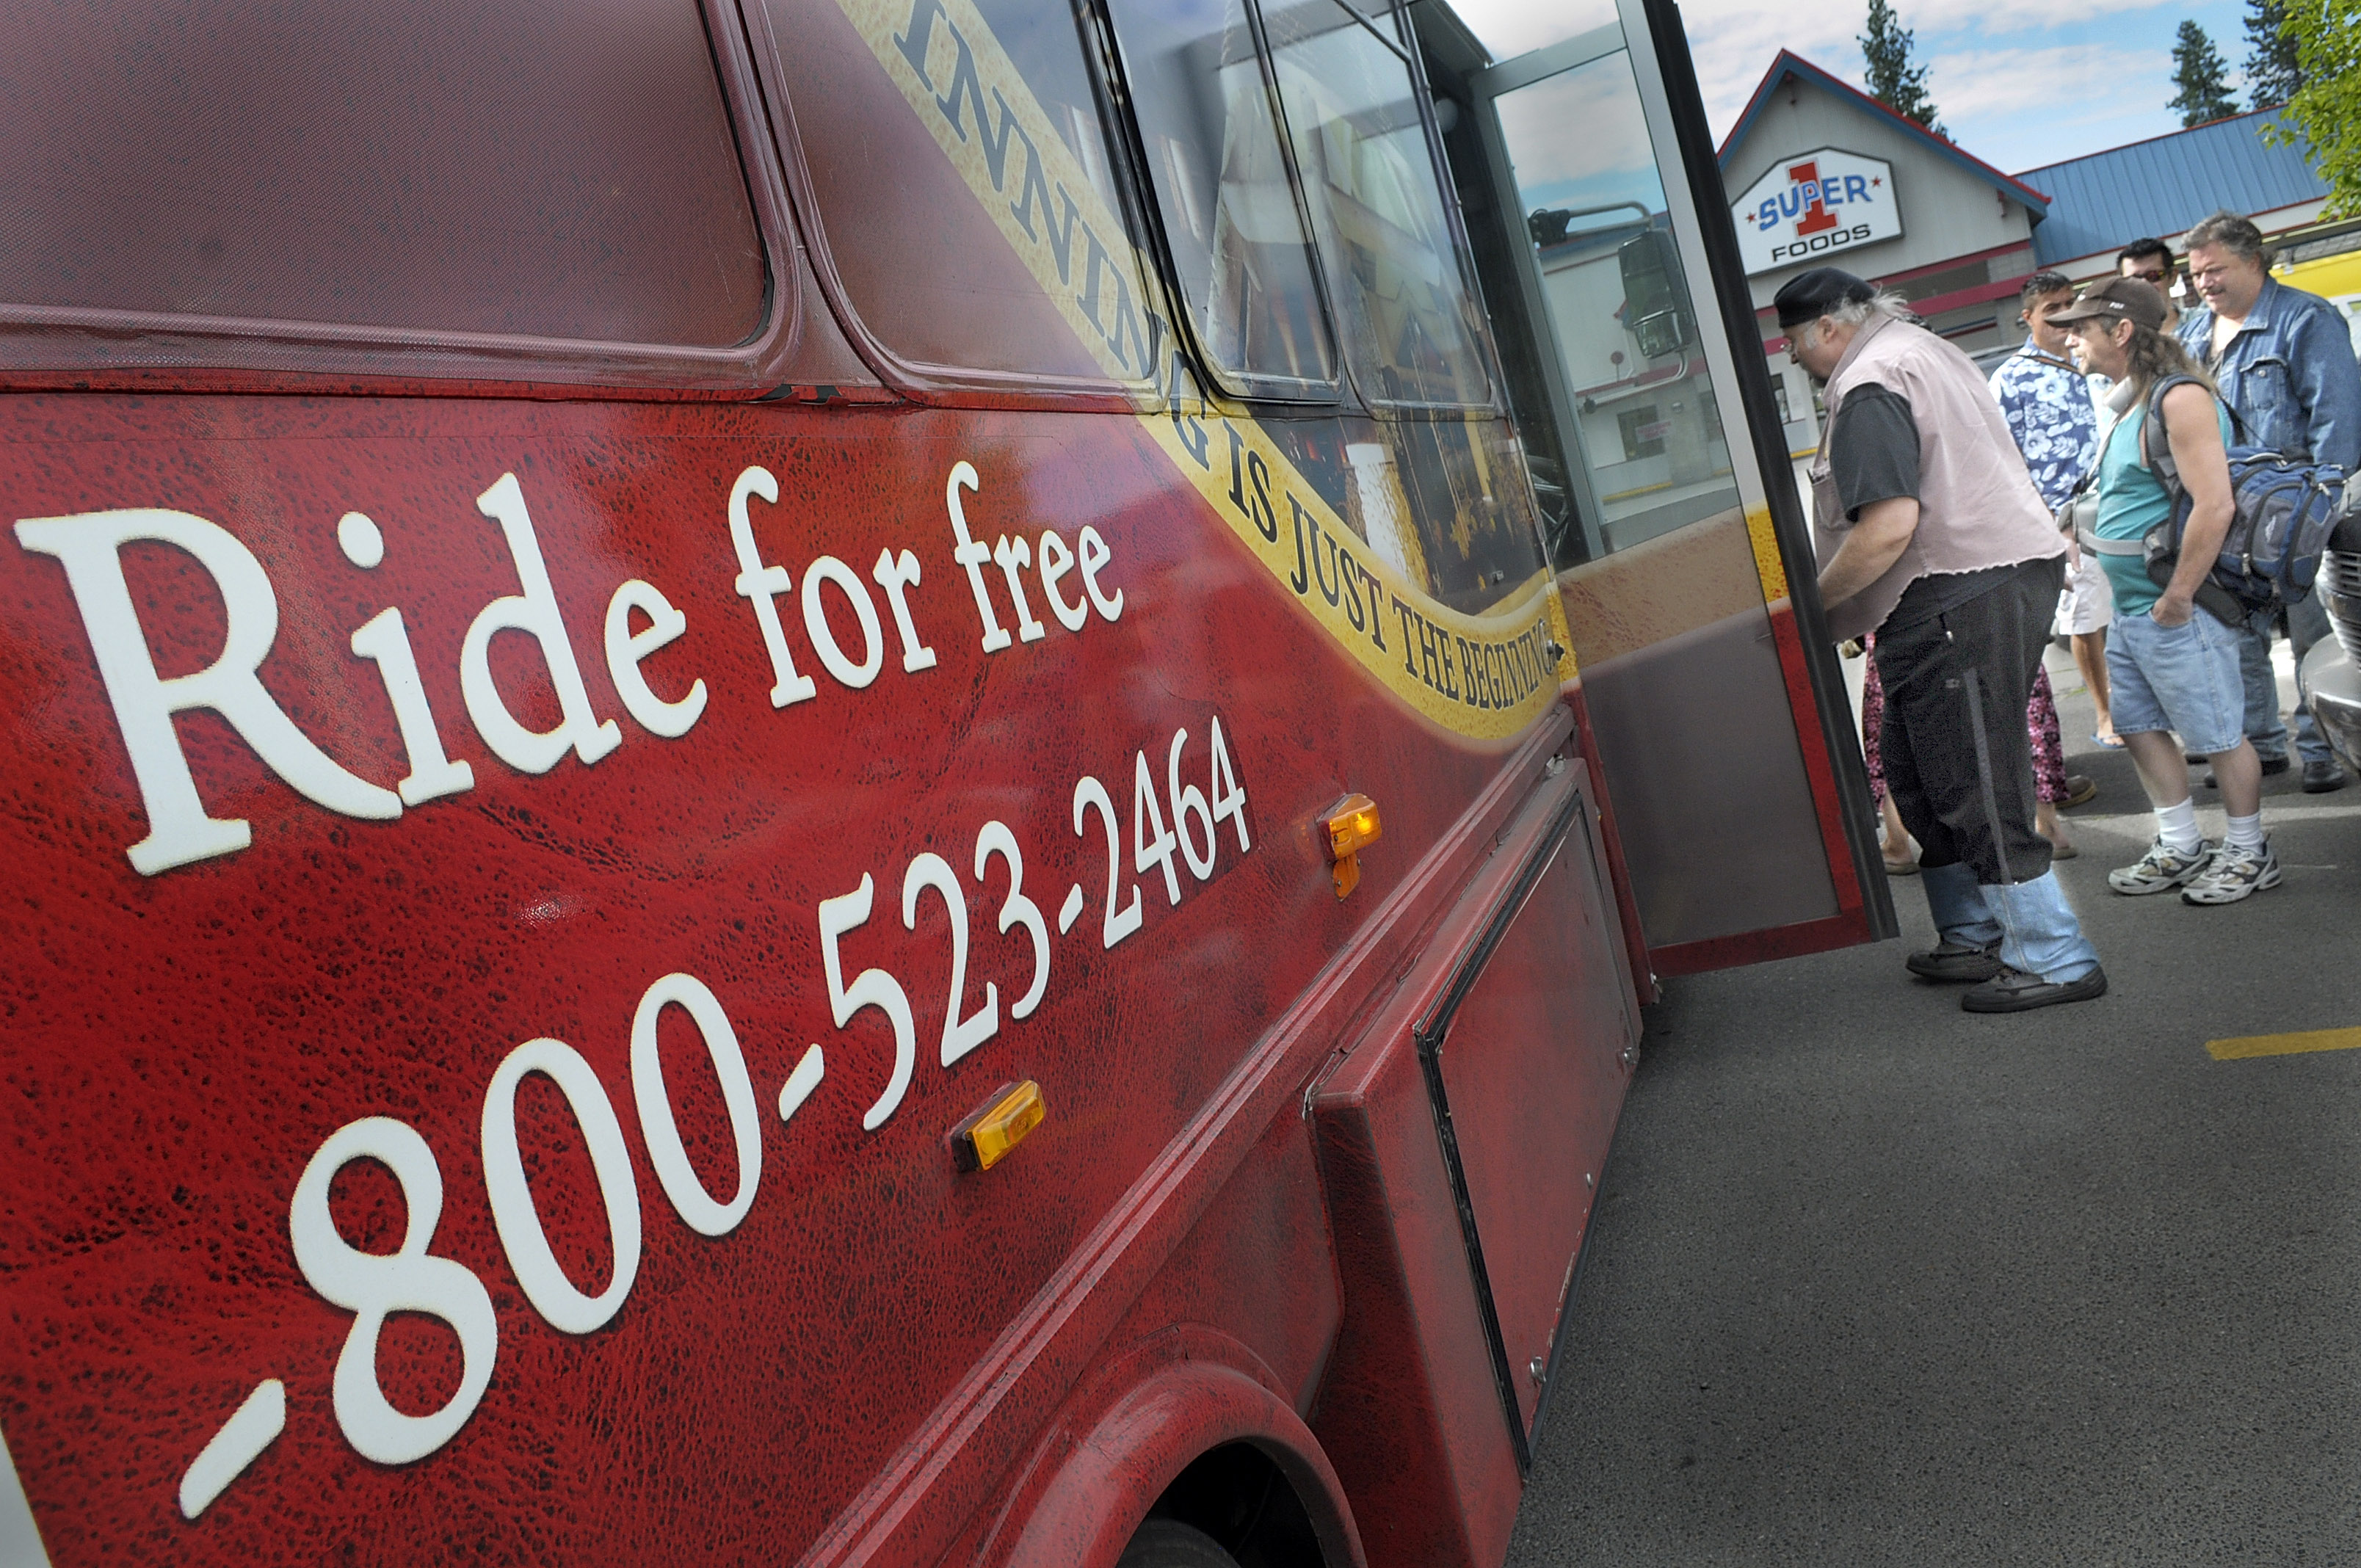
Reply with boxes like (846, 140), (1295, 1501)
(753, 0), (1163, 396)
(0, 0), (767, 350)
(1260, 0), (1495, 410)
(1102, 0), (1338, 399)
(1493, 49), (1738, 552)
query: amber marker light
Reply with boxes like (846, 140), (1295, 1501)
(949, 1080), (1046, 1172)
(1321, 793), (1382, 899)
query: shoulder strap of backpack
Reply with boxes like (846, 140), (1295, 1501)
(2136, 373), (2204, 478)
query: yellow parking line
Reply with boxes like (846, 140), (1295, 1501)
(2207, 1027), (2361, 1060)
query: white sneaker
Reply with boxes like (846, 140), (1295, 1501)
(2107, 837), (2213, 895)
(2180, 841), (2281, 905)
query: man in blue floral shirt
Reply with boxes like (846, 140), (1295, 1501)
(1991, 272), (2111, 741)
(1991, 272), (2100, 506)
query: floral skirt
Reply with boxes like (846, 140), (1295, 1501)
(1863, 642), (2069, 805)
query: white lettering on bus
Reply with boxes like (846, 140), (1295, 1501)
(460, 472), (623, 774)
(728, 464), (820, 707)
(870, 547), (939, 672)
(991, 532), (1048, 642)
(604, 578), (708, 739)
(481, 1036), (643, 1335)
(1036, 529), (1087, 631)
(800, 553), (888, 689)
(288, 1117), (497, 1466)
(943, 460), (1123, 646)
(945, 459), (1012, 651)
(344, 510), (478, 805)
(17, 461), (1112, 875)
(195, 709), (1249, 1512)
(13, 507), (404, 873)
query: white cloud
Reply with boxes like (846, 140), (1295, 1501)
(1881, 0), (2174, 32)
(1441, 0), (2201, 143)
(1925, 43), (2170, 123)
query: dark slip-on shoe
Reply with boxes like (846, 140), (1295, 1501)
(1961, 965), (2108, 1013)
(1905, 940), (2006, 983)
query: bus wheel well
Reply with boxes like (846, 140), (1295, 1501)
(1141, 1442), (1327, 1568)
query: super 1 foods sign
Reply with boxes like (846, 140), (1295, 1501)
(1731, 149), (1901, 275)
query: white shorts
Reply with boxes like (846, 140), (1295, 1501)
(2054, 551), (2114, 636)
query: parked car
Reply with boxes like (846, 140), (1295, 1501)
(2302, 517), (2361, 770)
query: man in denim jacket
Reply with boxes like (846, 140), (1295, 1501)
(2177, 210), (2361, 793)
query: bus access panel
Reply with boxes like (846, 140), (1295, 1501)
(0, 0), (1639, 1562)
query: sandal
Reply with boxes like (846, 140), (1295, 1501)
(2093, 732), (2125, 749)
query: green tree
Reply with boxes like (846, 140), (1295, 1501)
(2169, 20), (2241, 126)
(1859, 0), (1944, 136)
(2265, 0), (2361, 216)
(2243, 0), (2303, 106)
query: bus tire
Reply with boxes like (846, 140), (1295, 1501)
(1117, 1517), (1241, 1568)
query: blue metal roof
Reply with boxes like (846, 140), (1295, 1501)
(2020, 111), (2327, 266)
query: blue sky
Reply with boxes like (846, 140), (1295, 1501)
(1451, 0), (2266, 175)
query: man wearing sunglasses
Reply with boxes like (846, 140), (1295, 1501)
(2117, 238), (2183, 328)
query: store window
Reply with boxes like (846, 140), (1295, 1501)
(1617, 405), (1667, 461)
(0, 0), (767, 348)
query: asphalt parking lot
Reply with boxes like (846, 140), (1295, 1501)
(1509, 650), (2361, 1565)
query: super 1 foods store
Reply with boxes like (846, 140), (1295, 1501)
(1714, 52), (2334, 467)
(1719, 52), (2058, 465)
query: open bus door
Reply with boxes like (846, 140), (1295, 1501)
(1413, 0), (1898, 979)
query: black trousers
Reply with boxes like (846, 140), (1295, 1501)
(1875, 558), (2065, 885)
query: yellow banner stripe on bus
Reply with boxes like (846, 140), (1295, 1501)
(841, 0), (1571, 739)
(1744, 505), (1789, 605)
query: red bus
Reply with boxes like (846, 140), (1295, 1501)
(0, 0), (1887, 1563)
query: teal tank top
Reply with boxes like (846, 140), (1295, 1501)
(2094, 396), (2233, 617)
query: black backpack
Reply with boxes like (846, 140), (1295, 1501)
(2139, 371), (2351, 622)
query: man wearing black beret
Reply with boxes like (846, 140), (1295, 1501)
(1782, 266), (2106, 1012)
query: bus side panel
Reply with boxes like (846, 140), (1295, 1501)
(914, 717), (1577, 1568)
(951, 1112), (1349, 1565)
(0, 388), (1553, 1564)
(1100, 1108), (1346, 1418)
(1309, 759), (1633, 1568)
(1431, 769), (1636, 1439)
(1310, 1032), (1515, 1568)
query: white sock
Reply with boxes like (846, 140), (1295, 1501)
(2226, 811), (2265, 852)
(2157, 799), (2202, 854)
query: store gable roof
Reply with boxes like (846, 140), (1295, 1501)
(1719, 51), (2051, 214)
(2015, 109), (2329, 266)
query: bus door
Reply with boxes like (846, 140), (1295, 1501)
(1413, 0), (1896, 976)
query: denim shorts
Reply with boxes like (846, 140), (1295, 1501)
(2107, 606), (2246, 755)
